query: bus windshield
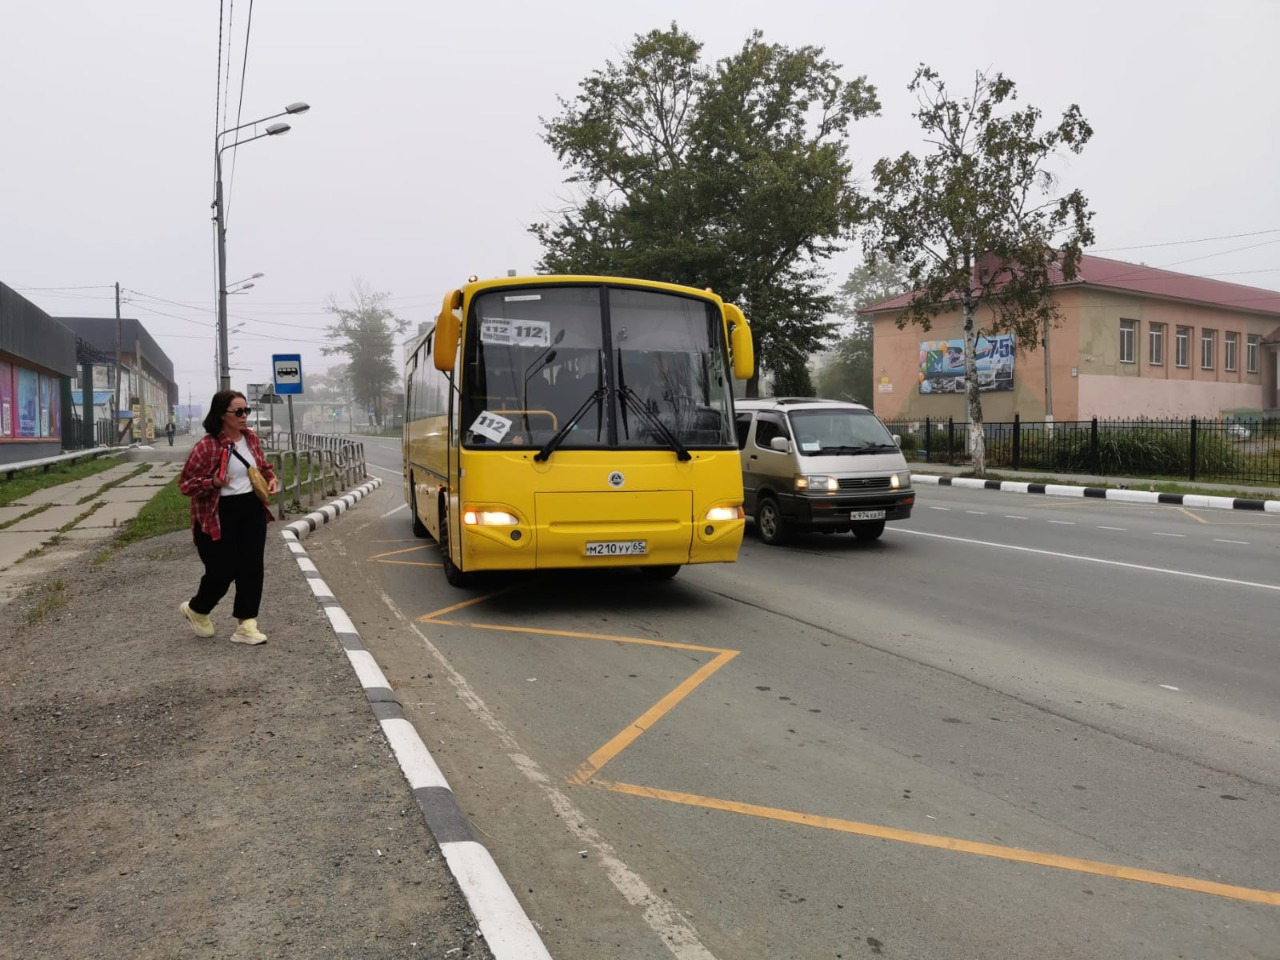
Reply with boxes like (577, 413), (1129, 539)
(460, 284), (735, 451)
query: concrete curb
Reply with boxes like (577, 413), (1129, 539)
(912, 474), (1280, 513)
(280, 477), (552, 960)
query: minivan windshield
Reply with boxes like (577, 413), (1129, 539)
(786, 408), (898, 455)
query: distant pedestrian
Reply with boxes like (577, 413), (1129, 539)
(177, 390), (279, 645)
(165, 421), (176, 446)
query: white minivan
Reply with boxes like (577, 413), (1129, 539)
(735, 397), (915, 544)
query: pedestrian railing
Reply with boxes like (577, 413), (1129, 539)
(265, 436), (370, 517)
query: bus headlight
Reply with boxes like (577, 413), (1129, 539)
(795, 475), (838, 493)
(462, 509), (519, 526)
(704, 505), (744, 522)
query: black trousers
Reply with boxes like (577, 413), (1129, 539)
(190, 493), (267, 620)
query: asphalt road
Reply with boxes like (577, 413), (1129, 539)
(321, 436), (1279, 959)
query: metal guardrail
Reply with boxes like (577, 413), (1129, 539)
(2, 446), (114, 481)
(264, 435), (369, 517)
(884, 415), (1280, 486)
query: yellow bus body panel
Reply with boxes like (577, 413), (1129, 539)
(455, 448), (744, 573)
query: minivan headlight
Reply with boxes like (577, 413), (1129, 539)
(795, 475), (839, 493)
(889, 471), (910, 490)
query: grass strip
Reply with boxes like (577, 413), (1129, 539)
(76, 463), (152, 504)
(0, 455), (121, 506)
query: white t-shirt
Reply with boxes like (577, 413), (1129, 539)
(223, 436), (254, 496)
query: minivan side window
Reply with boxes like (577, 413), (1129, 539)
(754, 413), (790, 450)
(734, 412), (754, 450)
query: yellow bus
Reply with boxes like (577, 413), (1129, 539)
(404, 274), (754, 586)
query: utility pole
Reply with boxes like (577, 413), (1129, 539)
(114, 282), (122, 444)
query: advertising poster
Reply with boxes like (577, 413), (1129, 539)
(0, 360), (12, 437)
(40, 374), (56, 438)
(918, 334), (1015, 394)
(17, 368), (39, 437)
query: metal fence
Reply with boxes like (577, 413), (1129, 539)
(882, 416), (1280, 486)
(264, 435), (370, 517)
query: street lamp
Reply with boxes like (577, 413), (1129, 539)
(213, 103), (309, 391)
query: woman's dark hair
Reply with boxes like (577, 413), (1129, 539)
(202, 390), (247, 435)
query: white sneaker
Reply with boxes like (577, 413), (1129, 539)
(180, 601), (215, 638)
(231, 619), (268, 645)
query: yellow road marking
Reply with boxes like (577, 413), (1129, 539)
(572, 649), (737, 783)
(588, 778), (1280, 906)
(410, 583), (1279, 906)
(369, 544), (436, 561)
(377, 560), (441, 568)
(1177, 507), (1209, 524)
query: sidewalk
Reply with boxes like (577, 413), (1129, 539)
(0, 448), (495, 959)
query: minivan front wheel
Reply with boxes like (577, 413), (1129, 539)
(852, 520), (886, 541)
(756, 496), (789, 545)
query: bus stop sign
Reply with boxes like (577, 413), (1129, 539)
(272, 355), (303, 396)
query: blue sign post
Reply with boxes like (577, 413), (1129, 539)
(272, 354), (303, 449)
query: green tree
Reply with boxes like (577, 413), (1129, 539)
(531, 24), (879, 395)
(321, 283), (407, 428)
(861, 66), (1095, 471)
(817, 261), (912, 402)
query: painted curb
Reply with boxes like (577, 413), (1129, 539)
(280, 477), (552, 960)
(912, 474), (1280, 513)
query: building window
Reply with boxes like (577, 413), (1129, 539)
(1119, 319), (1136, 364)
(1200, 329), (1215, 370)
(1148, 323), (1164, 366)
(1224, 332), (1238, 373)
(1247, 335), (1260, 374)
(1175, 326), (1190, 368)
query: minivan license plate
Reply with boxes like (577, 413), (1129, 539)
(850, 510), (886, 521)
(585, 540), (647, 557)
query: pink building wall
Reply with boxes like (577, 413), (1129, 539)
(869, 286), (1275, 423)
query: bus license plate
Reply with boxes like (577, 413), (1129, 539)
(585, 540), (648, 557)
(850, 510), (885, 521)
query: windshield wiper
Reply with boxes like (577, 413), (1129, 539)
(618, 385), (691, 461)
(817, 443), (898, 455)
(534, 386), (607, 462)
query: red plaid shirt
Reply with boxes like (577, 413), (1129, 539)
(179, 428), (276, 540)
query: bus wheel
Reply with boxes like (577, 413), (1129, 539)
(756, 496), (789, 545)
(640, 564), (680, 580)
(852, 520), (886, 541)
(410, 481), (430, 539)
(438, 500), (471, 587)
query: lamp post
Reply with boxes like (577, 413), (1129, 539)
(213, 102), (309, 391)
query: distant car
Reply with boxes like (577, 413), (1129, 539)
(1225, 421), (1251, 440)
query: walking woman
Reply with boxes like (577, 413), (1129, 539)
(178, 390), (279, 644)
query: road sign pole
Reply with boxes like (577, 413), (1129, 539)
(287, 395), (296, 451)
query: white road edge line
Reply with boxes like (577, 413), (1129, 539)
(384, 595), (722, 960)
(893, 527), (1280, 592)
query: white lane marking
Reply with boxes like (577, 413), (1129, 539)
(966, 510), (988, 516)
(1047, 520), (1075, 525)
(893, 528), (1280, 592)
(1004, 515), (1028, 520)
(1152, 532), (1185, 538)
(1214, 538), (1251, 545)
(1158, 684), (1181, 691)
(381, 503), (408, 519)
(929, 506), (950, 511)
(367, 463), (401, 476)
(1098, 526), (1127, 531)
(381, 594), (721, 960)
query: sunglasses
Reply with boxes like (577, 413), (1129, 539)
(229, 407), (250, 417)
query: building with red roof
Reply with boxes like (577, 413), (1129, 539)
(860, 254), (1280, 423)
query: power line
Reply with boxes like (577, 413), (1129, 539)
(1088, 228), (1280, 253)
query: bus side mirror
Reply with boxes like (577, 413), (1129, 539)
(724, 303), (754, 381)
(433, 289), (463, 372)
